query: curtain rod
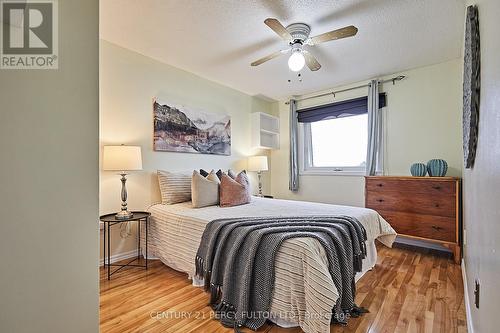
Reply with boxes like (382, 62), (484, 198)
(285, 75), (406, 105)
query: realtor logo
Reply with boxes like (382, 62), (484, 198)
(1, 0), (58, 69)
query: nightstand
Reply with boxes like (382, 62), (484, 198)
(100, 211), (151, 280)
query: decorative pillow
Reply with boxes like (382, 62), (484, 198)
(227, 169), (237, 179)
(220, 171), (251, 207)
(192, 170), (220, 208)
(216, 169), (246, 180)
(199, 169), (209, 177)
(227, 169), (246, 178)
(157, 170), (191, 204)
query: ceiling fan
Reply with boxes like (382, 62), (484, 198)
(251, 18), (358, 72)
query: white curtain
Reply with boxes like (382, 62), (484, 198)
(289, 99), (299, 191)
(366, 80), (383, 176)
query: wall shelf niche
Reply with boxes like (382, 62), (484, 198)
(251, 112), (279, 149)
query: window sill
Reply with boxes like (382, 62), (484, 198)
(300, 169), (366, 177)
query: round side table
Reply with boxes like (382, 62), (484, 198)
(100, 211), (151, 280)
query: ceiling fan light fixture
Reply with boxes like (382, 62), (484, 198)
(252, 19), (357, 72)
(288, 50), (305, 72)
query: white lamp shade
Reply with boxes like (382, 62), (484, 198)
(102, 145), (143, 171)
(248, 156), (268, 172)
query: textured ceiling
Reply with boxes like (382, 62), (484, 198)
(100, 0), (466, 101)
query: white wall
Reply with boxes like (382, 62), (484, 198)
(100, 40), (274, 258)
(271, 59), (463, 207)
(462, 1), (500, 332)
(0, 1), (99, 332)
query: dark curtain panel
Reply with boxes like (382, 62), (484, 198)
(297, 93), (386, 123)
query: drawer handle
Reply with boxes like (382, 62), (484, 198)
(431, 225), (443, 231)
(435, 204), (440, 208)
(377, 183), (384, 187)
(377, 199), (384, 202)
(432, 185), (441, 190)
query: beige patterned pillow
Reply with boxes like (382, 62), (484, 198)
(191, 170), (220, 208)
(157, 170), (191, 204)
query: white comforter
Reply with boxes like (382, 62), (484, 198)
(147, 197), (396, 333)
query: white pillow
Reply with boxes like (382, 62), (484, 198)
(157, 170), (191, 204)
(191, 170), (220, 208)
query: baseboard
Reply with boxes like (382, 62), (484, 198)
(99, 249), (138, 266)
(99, 249), (159, 266)
(461, 259), (474, 333)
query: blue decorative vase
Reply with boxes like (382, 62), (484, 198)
(410, 163), (427, 177)
(427, 159), (448, 177)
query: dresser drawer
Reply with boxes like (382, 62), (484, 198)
(366, 191), (456, 218)
(366, 178), (456, 197)
(378, 210), (456, 242)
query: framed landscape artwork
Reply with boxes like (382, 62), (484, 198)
(153, 98), (231, 155)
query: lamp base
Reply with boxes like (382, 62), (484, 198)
(257, 171), (264, 197)
(115, 210), (133, 220)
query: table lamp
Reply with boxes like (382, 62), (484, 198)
(248, 155), (268, 197)
(102, 145), (143, 219)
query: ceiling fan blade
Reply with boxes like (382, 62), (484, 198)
(264, 18), (293, 43)
(307, 25), (358, 46)
(303, 50), (321, 71)
(251, 49), (288, 67)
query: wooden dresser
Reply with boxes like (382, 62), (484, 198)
(365, 176), (461, 263)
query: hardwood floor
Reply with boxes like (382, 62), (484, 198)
(100, 244), (467, 333)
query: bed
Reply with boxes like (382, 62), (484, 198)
(147, 197), (396, 333)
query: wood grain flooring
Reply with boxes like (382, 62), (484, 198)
(100, 244), (467, 333)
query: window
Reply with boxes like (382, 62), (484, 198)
(301, 114), (368, 174)
(297, 94), (386, 176)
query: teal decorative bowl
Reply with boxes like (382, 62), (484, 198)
(410, 163), (427, 176)
(427, 159), (448, 177)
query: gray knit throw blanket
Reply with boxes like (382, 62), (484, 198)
(195, 216), (368, 332)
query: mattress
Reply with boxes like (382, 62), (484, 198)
(147, 197), (396, 333)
